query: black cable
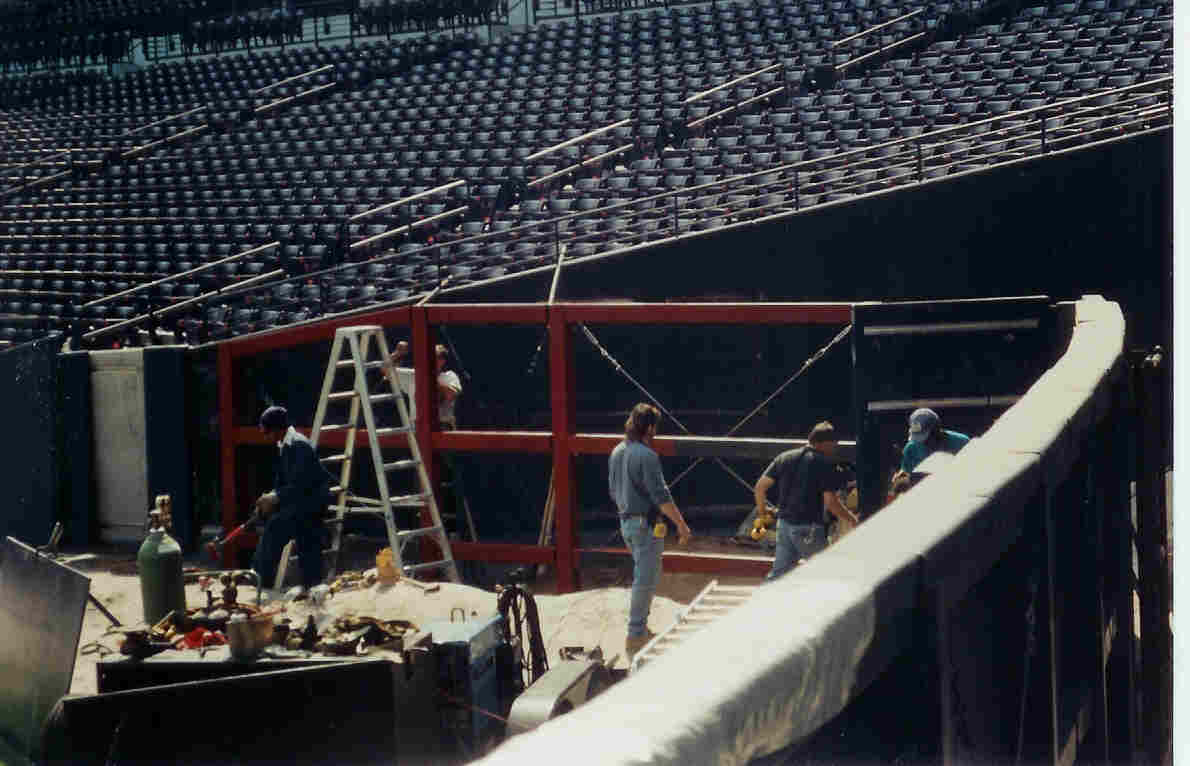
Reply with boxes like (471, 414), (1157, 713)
(497, 582), (548, 685)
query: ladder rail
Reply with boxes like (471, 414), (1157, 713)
(326, 380), (362, 576)
(350, 330), (410, 579)
(376, 329), (460, 582)
(309, 331), (346, 446)
(630, 579), (757, 673)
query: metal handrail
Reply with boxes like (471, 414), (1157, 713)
(348, 204), (468, 252)
(837, 31), (928, 71)
(249, 64), (335, 96)
(66, 76), (1171, 343)
(81, 268), (285, 341)
(81, 241), (280, 308)
(252, 81), (339, 117)
(348, 179), (466, 222)
(523, 119), (634, 163)
(527, 142), (636, 189)
(832, 8), (923, 48)
(683, 62), (784, 105)
(688, 85), (786, 129)
(115, 104), (208, 139)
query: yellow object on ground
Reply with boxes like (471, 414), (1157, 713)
(376, 548), (399, 584)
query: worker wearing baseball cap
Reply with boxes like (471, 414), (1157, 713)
(254, 405), (335, 601)
(899, 408), (970, 475)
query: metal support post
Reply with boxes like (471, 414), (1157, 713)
(412, 308), (442, 561)
(1043, 477), (1062, 766)
(1131, 348), (1171, 765)
(936, 585), (957, 766)
(217, 344), (240, 568)
(1106, 374), (1138, 764)
(548, 310), (578, 592)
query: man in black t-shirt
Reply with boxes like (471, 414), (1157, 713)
(755, 421), (858, 581)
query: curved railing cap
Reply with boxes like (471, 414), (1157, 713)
(472, 295), (1126, 766)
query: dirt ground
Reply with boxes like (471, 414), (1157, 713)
(66, 536), (770, 697)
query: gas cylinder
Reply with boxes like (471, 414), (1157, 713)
(138, 506), (187, 626)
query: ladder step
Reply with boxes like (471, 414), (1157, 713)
(317, 424), (353, 433)
(402, 559), (455, 574)
(389, 492), (429, 508)
(327, 390), (398, 404)
(321, 454), (349, 465)
(396, 525), (445, 540)
(336, 359), (389, 370)
(374, 426), (414, 437)
(384, 459), (420, 472)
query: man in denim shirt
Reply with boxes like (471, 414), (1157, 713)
(609, 403), (692, 660)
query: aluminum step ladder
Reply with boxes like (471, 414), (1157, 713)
(307, 324), (459, 584)
(629, 580), (756, 673)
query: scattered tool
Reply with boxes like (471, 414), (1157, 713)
(80, 641), (114, 658)
(205, 508), (263, 561)
(37, 523), (126, 628)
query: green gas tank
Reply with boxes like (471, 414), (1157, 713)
(138, 510), (187, 625)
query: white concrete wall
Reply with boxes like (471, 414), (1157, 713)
(89, 349), (149, 543)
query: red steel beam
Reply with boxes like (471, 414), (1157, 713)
(217, 344), (242, 567)
(580, 547), (773, 577)
(549, 309), (579, 592)
(452, 542), (556, 564)
(555, 302), (853, 325)
(573, 433), (679, 457)
(224, 306), (413, 358)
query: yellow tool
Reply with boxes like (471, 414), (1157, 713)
(653, 521), (667, 538)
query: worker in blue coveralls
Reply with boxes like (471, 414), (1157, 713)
(254, 405), (334, 602)
(609, 403), (692, 661)
(899, 407), (970, 475)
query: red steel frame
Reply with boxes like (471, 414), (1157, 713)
(219, 301), (852, 591)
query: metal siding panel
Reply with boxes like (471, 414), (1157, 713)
(0, 537), (89, 759)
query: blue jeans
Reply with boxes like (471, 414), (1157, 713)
(253, 504), (325, 589)
(620, 515), (663, 637)
(765, 520), (827, 582)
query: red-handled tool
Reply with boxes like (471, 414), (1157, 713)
(205, 509), (263, 561)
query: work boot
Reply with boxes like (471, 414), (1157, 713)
(625, 628), (658, 661)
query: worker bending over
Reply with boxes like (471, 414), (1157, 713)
(254, 406), (334, 601)
(383, 340), (463, 429)
(894, 407), (970, 481)
(756, 421), (858, 581)
(609, 404), (692, 659)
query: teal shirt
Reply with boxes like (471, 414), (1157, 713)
(901, 430), (970, 474)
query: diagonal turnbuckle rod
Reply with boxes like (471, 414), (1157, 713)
(668, 323), (853, 490)
(577, 323), (757, 496)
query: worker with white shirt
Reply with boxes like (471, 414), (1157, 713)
(384, 340), (463, 429)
